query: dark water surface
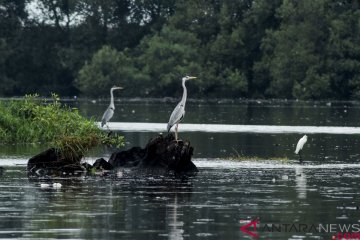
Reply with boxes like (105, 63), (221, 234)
(1, 100), (360, 239)
(73, 99), (360, 126)
(0, 162), (359, 239)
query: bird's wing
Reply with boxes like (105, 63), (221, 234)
(101, 107), (114, 127)
(167, 103), (185, 131)
(295, 142), (301, 154)
(295, 137), (307, 154)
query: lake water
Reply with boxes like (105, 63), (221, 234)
(1, 99), (360, 239)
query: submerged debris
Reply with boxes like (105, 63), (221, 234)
(40, 183), (50, 188)
(53, 183), (62, 189)
(110, 134), (198, 174)
(27, 148), (87, 177)
(27, 134), (198, 178)
(93, 158), (114, 170)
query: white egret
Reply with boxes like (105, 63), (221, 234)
(101, 86), (123, 129)
(295, 135), (308, 163)
(167, 76), (197, 141)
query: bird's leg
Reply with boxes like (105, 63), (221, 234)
(106, 123), (112, 136)
(299, 151), (303, 164)
(175, 124), (179, 142)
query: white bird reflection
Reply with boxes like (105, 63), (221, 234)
(168, 194), (184, 240)
(295, 167), (307, 199)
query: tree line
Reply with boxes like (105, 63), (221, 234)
(1, 0), (360, 99)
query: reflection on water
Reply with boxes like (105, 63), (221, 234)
(0, 161), (359, 239)
(295, 167), (307, 199)
(167, 194), (184, 240)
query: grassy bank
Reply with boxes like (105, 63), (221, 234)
(228, 155), (289, 162)
(0, 94), (123, 162)
(228, 149), (289, 162)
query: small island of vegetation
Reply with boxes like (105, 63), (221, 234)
(0, 93), (124, 163)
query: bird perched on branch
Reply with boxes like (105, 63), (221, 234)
(101, 86), (123, 129)
(167, 76), (197, 141)
(295, 135), (308, 163)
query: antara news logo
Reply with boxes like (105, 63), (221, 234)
(239, 218), (360, 239)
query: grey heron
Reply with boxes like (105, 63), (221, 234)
(295, 135), (308, 163)
(101, 86), (123, 129)
(167, 76), (197, 141)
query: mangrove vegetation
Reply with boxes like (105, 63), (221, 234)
(0, 0), (360, 100)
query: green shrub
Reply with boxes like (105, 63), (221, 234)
(0, 94), (124, 163)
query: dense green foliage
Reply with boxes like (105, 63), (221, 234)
(1, 0), (360, 100)
(0, 94), (124, 162)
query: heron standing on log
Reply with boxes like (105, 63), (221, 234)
(101, 86), (123, 129)
(167, 76), (197, 141)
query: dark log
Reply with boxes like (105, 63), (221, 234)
(110, 134), (198, 175)
(109, 147), (145, 167)
(82, 162), (93, 172)
(27, 148), (59, 171)
(27, 148), (86, 177)
(27, 133), (198, 177)
(93, 158), (114, 170)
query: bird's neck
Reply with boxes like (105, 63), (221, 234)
(110, 88), (115, 109)
(180, 79), (187, 107)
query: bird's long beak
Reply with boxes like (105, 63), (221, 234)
(114, 86), (124, 90)
(188, 76), (197, 80)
